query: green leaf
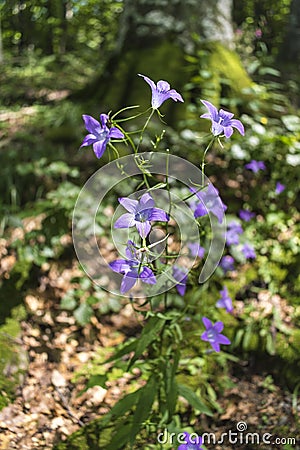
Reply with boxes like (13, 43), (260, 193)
(106, 421), (133, 450)
(86, 374), (108, 390)
(107, 389), (141, 420)
(178, 383), (213, 416)
(74, 303), (93, 325)
(104, 338), (138, 364)
(164, 349), (180, 420)
(130, 375), (157, 444)
(128, 316), (165, 368)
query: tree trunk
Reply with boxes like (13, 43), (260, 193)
(78, 0), (252, 123)
(278, 0), (300, 63)
(0, 14), (3, 64)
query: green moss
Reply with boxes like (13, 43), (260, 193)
(203, 42), (253, 105)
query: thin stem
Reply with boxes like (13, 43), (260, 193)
(201, 137), (216, 185)
(136, 108), (155, 153)
(164, 149), (172, 311)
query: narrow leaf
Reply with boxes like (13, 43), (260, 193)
(130, 376), (157, 444)
(104, 338), (138, 363)
(128, 316), (165, 368)
(178, 383), (213, 416)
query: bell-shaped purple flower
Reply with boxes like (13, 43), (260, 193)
(242, 243), (256, 260)
(219, 255), (235, 273)
(239, 209), (255, 222)
(200, 100), (244, 138)
(80, 113), (124, 159)
(190, 184), (227, 224)
(201, 317), (231, 352)
(114, 193), (169, 239)
(245, 160), (266, 173)
(178, 432), (203, 450)
(226, 221), (243, 246)
(275, 182), (285, 194)
(216, 287), (233, 313)
(172, 266), (188, 296)
(138, 74), (184, 109)
(109, 240), (156, 294)
(188, 242), (205, 258)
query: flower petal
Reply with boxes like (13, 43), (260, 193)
(230, 119), (245, 135)
(138, 73), (156, 91)
(194, 202), (208, 219)
(219, 109), (234, 120)
(211, 204), (225, 224)
(211, 341), (221, 352)
(200, 100), (219, 121)
(175, 280), (186, 296)
(149, 207), (169, 222)
(157, 80), (170, 92)
(120, 274), (137, 294)
(109, 259), (131, 274)
(99, 113), (109, 129)
(80, 134), (97, 147)
(118, 197), (138, 213)
(202, 317), (212, 330)
(223, 126), (233, 138)
(114, 213), (135, 229)
(82, 115), (101, 134)
(214, 321), (224, 333)
(217, 334), (231, 345)
(136, 221), (151, 238)
(93, 140), (107, 159)
(109, 127), (124, 139)
(211, 121), (224, 136)
(167, 89), (184, 103)
(139, 267), (156, 284)
(139, 193), (155, 209)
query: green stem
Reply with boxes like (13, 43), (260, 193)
(201, 137), (216, 185)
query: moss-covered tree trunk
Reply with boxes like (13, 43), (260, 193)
(278, 0), (300, 63)
(80, 0), (252, 122)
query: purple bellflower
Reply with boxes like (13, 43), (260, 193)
(242, 243), (256, 259)
(245, 160), (266, 173)
(239, 209), (255, 222)
(138, 74), (184, 109)
(200, 100), (245, 138)
(178, 432), (203, 450)
(172, 266), (188, 296)
(109, 240), (156, 294)
(190, 184), (227, 224)
(219, 255), (235, 273)
(216, 287), (233, 313)
(188, 242), (205, 258)
(226, 221), (243, 246)
(114, 193), (169, 239)
(275, 182), (285, 194)
(80, 113), (124, 159)
(201, 317), (231, 352)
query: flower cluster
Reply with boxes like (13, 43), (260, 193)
(79, 74), (248, 354)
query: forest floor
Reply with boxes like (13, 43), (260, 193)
(0, 254), (299, 450)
